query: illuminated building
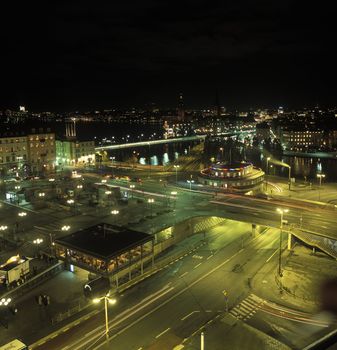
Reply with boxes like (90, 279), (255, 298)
(199, 162), (264, 192)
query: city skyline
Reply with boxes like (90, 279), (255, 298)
(2, 2), (336, 111)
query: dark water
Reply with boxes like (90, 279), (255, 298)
(60, 121), (337, 182)
(248, 150), (337, 182)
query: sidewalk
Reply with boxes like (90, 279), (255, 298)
(251, 244), (337, 313)
(266, 175), (337, 205)
(183, 314), (291, 350)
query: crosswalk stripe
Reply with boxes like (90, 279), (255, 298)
(230, 294), (265, 321)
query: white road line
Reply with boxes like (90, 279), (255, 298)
(206, 254), (213, 260)
(180, 272), (188, 278)
(181, 310), (200, 321)
(194, 263), (202, 269)
(72, 246), (246, 349)
(155, 327), (170, 339)
(266, 248), (279, 263)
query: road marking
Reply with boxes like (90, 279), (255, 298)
(180, 272), (188, 278)
(69, 244), (248, 349)
(207, 254), (213, 260)
(155, 327), (170, 339)
(50, 333), (58, 339)
(194, 263), (202, 269)
(181, 310), (200, 321)
(70, 286), (175, 350)
(266, 248), (279, 263)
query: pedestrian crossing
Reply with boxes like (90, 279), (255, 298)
(229, 294), (265, 321)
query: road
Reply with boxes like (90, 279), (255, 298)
(31, 227), (287, 350)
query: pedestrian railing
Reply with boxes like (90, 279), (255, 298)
(0, 262), (64, 300)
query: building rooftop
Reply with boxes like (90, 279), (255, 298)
(55, 223), (153, 260)
(211, 161), (252, 170)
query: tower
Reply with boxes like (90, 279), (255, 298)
(177, 92), (185, 121)
(65, 118), (77, 140)
(215, 89), (221, 118)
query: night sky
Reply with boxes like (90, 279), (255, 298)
(2, 1), (336, 111)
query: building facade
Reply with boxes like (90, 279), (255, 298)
(56, 140), (95, 167)
(0, 128), (55, 176)
(280, 129), (325, 151)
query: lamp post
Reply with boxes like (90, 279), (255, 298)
(33, 238), (43, 256)
(219, 147), (224, 160)
(93, 293), (117, 341)
(187, 180), (194, 191)
(38, 192), (45, 198)
(288, 166), (292, 190)
(173, 165), (180, 183)
(276, 208), (288, 277)
(129, 184), (135, 199)
(266, 157), (271, 192)
(147, 198), (154, 217)
(61, 225), (70, 231)
(317, 173), (325, 201)
(111, 209), (119, 225)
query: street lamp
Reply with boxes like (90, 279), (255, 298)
(76, 184), (83, 189)
(187, 180), (195, 191)
(317, 173), (325, 201)
(0, 225), (8, 231)
(129, 184), (135, 199)
(111, 209), (119, 225)
(38, 192), (45, 197)
(101, 179), (107, 183)
(67, 199), (74, 205)
(219, 147), (224, 160)
(266, 157), (271, 192)
(33, 238), (43, 256)
(276, 208), (289, 277)
(14, 185), (21, 191)
(93, 293), (117, 341)
(18, 212), (27, 217)
(61, 225), (71, 231)
(288, 166), (292, 190)
(0, 298), (11, 307)
(173, 165), (180, 183)
(147, 198), (154, 217)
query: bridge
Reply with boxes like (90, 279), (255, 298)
(95, 135), (206, 151)
(95, 129), (256, 151)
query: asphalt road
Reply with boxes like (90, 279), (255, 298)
(32, 227), (284, 350)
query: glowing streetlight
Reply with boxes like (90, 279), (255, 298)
(76, 184), (83, 189)
(0, 225), (8, 231)
(219, 147), (224, 159)
(33, 238), (44, 256)
(276, 208), (289, 277)
(67, 199), (74, 204)
(105, 191), (112, 195)
(187, 179), (195, 191)
(18, 212), (27, 217)
(317, 173), (325, 201)
(147, 198), (154, 217)
(101, 179), (107, 183)
(173, 165), (180, 183)
(38, 192), (45, 197)
(48, 178), (55, 182)
(266, 157), (271, 192)
(93, 293), (117, 341)
(14, 185), (21, 190)
(0, 298), (11, 306)
(129, 184), (135, 198)
(61, 225), (71, 231)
